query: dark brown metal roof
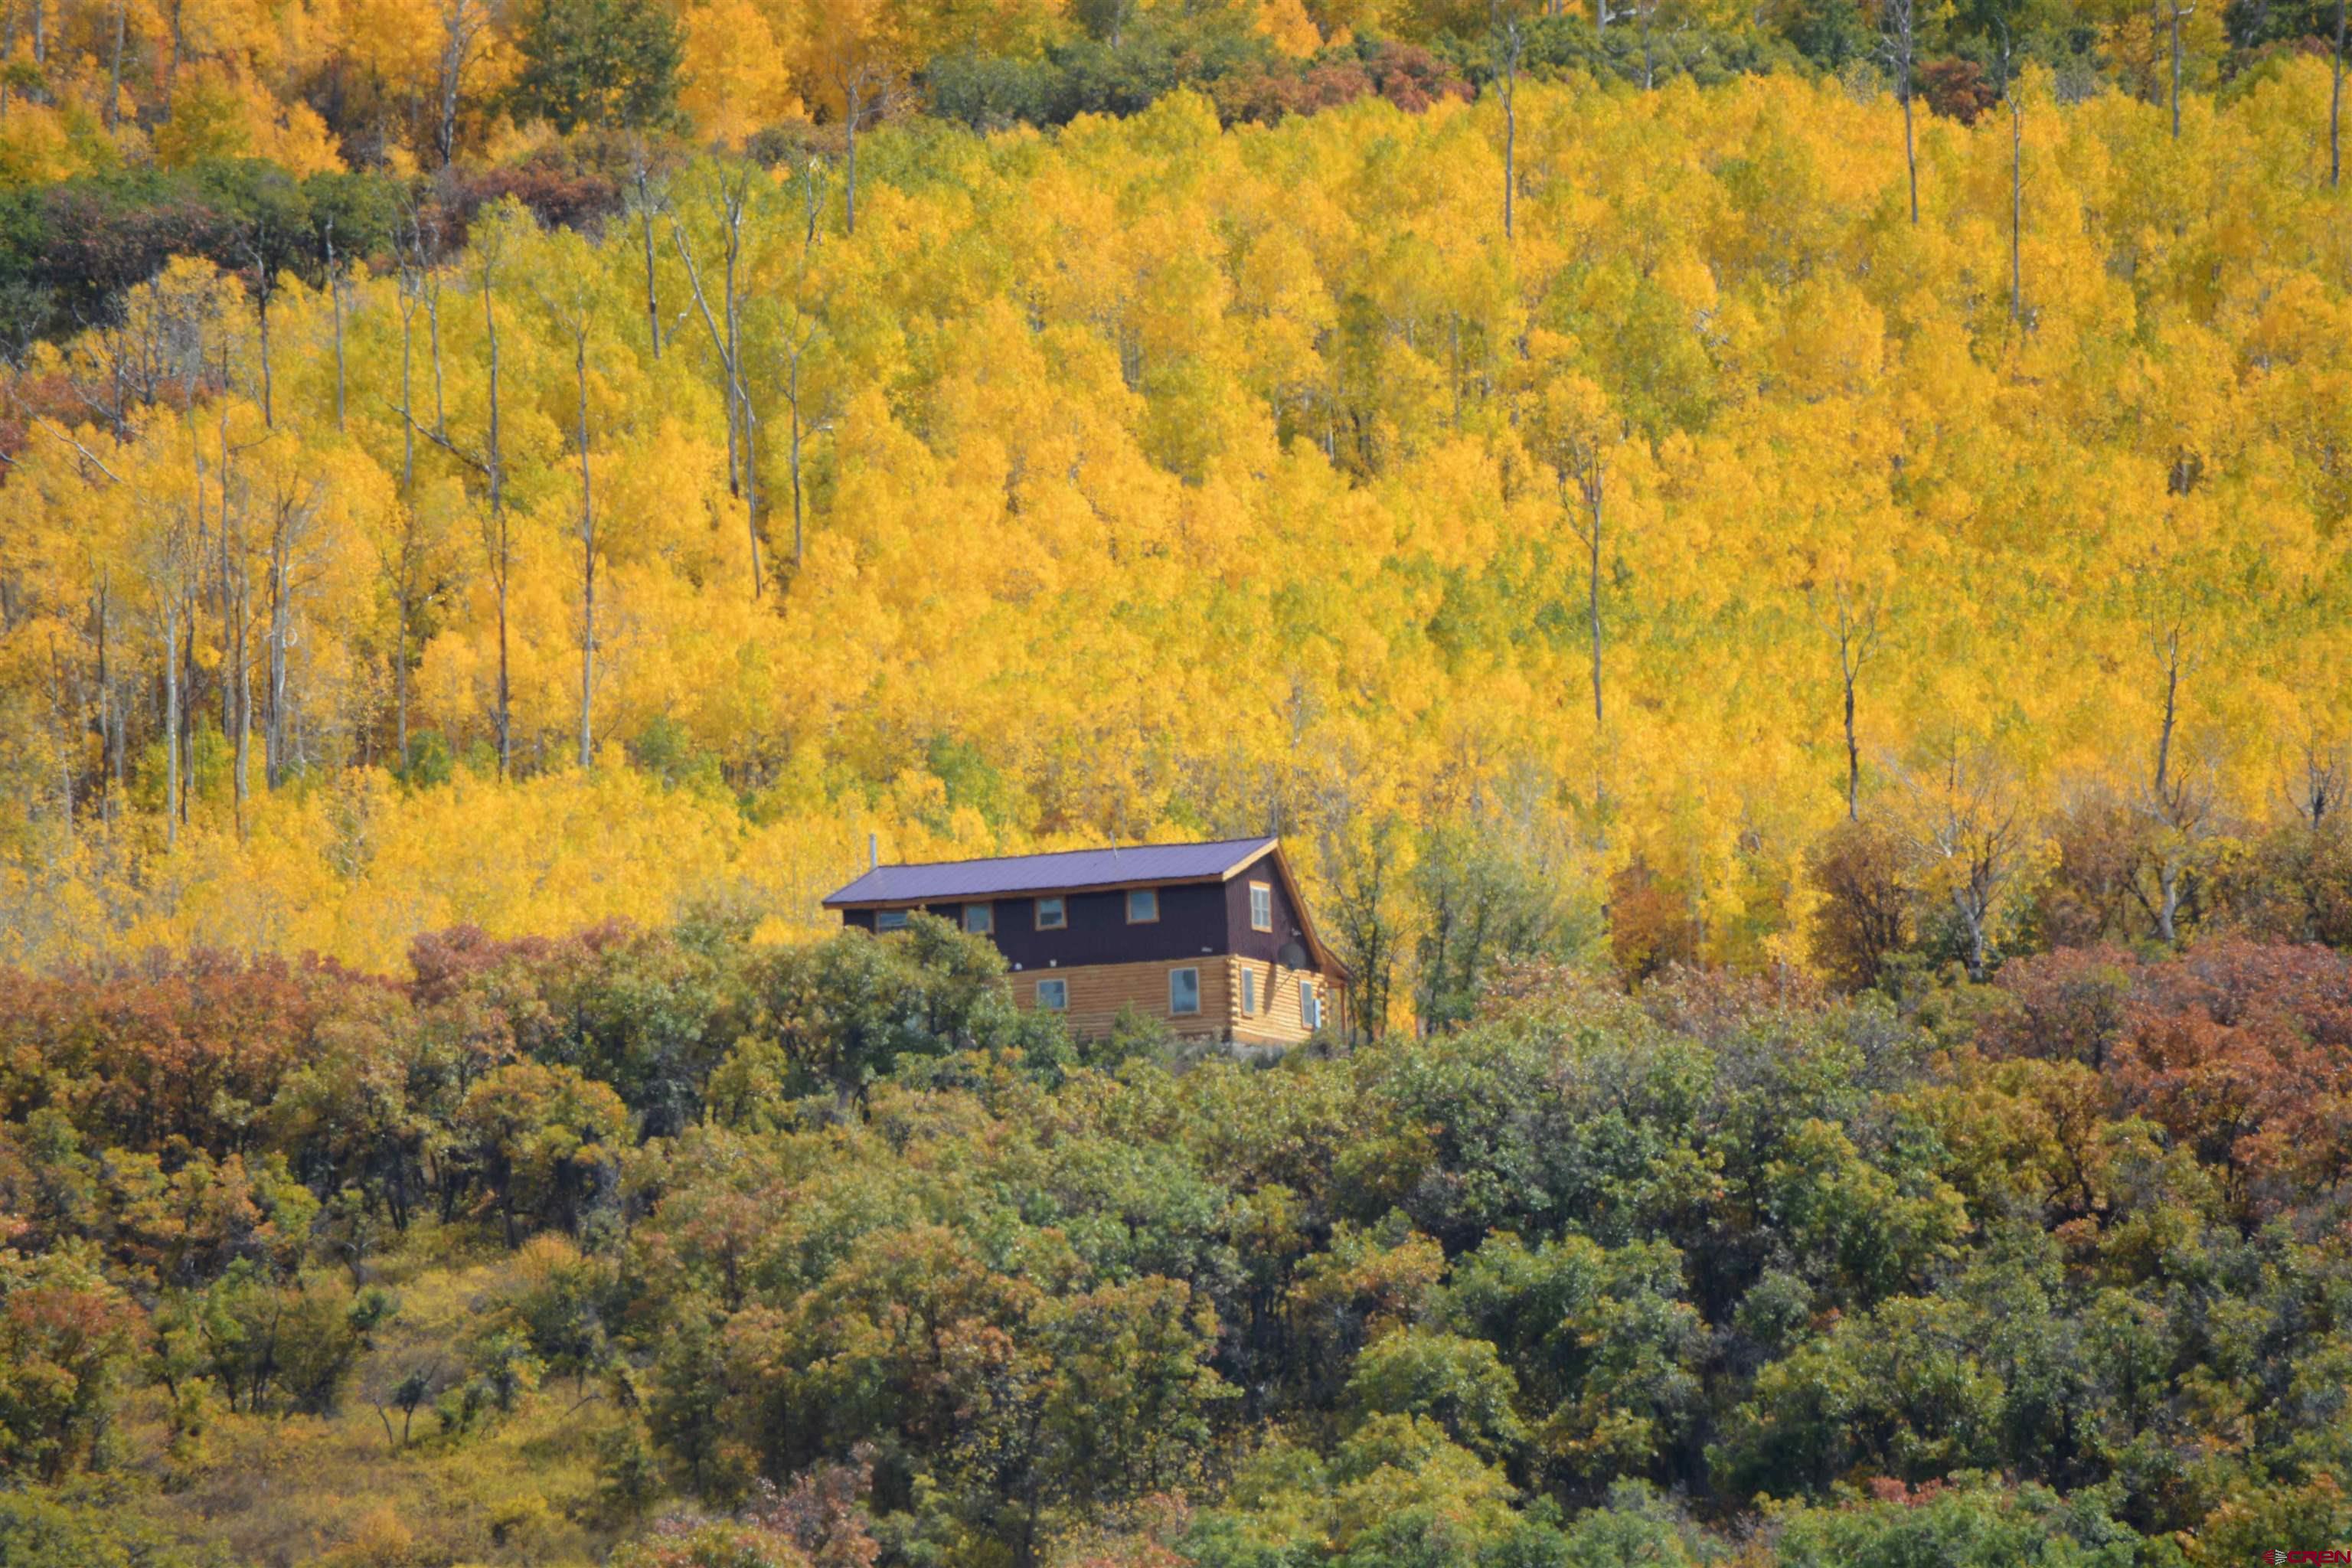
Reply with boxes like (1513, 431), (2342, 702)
(822, 836), (1279, 907)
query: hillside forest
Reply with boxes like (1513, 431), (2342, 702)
(3, 0), (2352, 1560)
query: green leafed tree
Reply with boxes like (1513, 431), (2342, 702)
(505, 0), (689, 135)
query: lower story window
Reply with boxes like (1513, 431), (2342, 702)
(1302, 980), (1322, 1031)
(1169, 966), (1200, 1016)
(876, 909), (909, 931)
(1240, 969), (1256, 1015)
(1036, 977), (1068, 1011)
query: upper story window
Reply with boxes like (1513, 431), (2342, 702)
(1249, 881), (1272, 932)
(1035, 896), (1067, 930)
(964, 903), (994, 936)
(1127, 887), (1159, 924)
(876, 909), (910, 931)
(1169, 966), (1200, 1015)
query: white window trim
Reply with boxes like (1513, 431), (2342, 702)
(1169, 965), (1200, 1016)
(1249, 881), (1273, 933)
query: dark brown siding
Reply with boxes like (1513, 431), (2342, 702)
(841, 880), (1233, 969)
(1223, 853), (1312, 963)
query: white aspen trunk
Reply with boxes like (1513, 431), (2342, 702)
(164, 597), (181, 849)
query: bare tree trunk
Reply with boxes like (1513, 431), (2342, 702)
(633, 152), (665, 358)
(1824, 588), (1877, 822)
(1557, 442), (1609, 822)
(1902, 82), (1918, 224)
(178, 616), (194, 831)
(724, 224), (753, 538)
(1954, 885), (1988, 979)
(436, 0), (481, 167)
(400, 240), (513, 775)
(2168, 0), (2191, 139)
(394, 266), (421, 773)
(2297, 742), (2340, 830)
(166, 0), (182, 112)
(47, 635), (74, 837)
(93, 578), (114, 822)
(786, 345), (806, 567)
(2010, 93), (2024, 326)
(394, 572), (412, 772)
(2151, 625), (2183, 943)
(483, 259), (510, 776)
(2154, 628), (2179, 804)
(672, 180), (761, 595)
(2333, 0), (2344, 186)
(163, 597), (181, 848)
(105, 0), (123, 129)
(268, 526), (289, 790)
(1584, 472), (1602, 737)
(844, 79), (863, 237)
(570, 322), (595, 771)
(264, 485), (310, 793)
(234, 544), (251, 821)
(426, 274), (446, 435)
(1495, 16), (1522, 240)
(1885, 0), (1918, 224)
(1583, 466), (1606, 821)
(253, 285), (275, 427)
(217, 420), (253, 825)
(399, 276), (418, 492)
(1843, 660), (1861, 820)
(327, 222), (347, 430)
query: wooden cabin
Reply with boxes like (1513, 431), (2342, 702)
(822, 836), (1349, 1046)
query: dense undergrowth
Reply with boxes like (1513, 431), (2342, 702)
(3, 915), (2349, 1565)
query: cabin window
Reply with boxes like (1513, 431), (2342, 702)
(1249, 881), (1273, 933)
(964, 903), (994, 936)
(876, 909), (910, 931)
(1035, 896), (1067, 930)
(1240, 969), (1256, 1015)
(1169, 966), (1200, 1015)
(1036, 977), (1068, 1011)
(1127, 888), (1159, 924)
(1302, 980), (1322, 1031)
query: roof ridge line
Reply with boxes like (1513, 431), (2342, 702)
(863, 834), (1272, 874)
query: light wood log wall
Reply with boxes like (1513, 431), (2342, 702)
(1223, 955), (1336, 1046)
(1010, 957), (1230, 1040)
(1008, 956), (1337, 1045)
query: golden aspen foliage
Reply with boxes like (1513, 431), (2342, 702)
(1, 67), (2350, 980)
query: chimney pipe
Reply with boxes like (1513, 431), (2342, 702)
(868, 833), (879, 871)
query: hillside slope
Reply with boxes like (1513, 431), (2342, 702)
(2, 68), (2350, 1006)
